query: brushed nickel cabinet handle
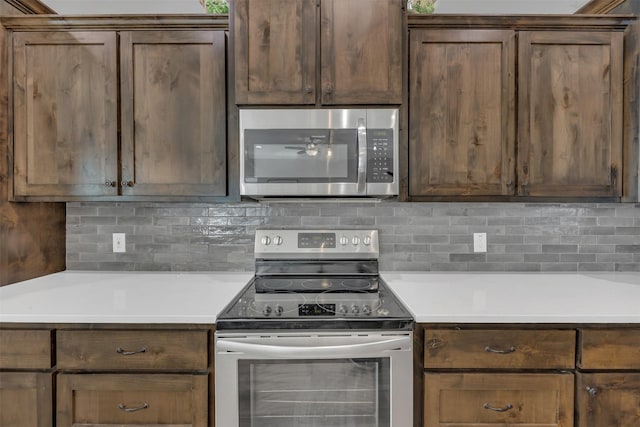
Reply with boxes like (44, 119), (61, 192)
(586, 386), (599, 397)
(121, 180), (134, 188)
(485, 345), (516, 354)
(118, 403), (149, 412)
(304, 85), (313, 94)
(105, 181), (116, 187)
(116, 346), (147, 356)
(483, 403), (514, 412)
(325, 85), (333, 94)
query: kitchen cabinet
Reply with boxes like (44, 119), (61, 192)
(518, 31), (623, 198)
(56, 329), (209, 427)
(6, 17), (229, 201)
(408, 29), (516, 197)
(576, 329), (640, 427)
(422, 328), (575, 427)
(406, 16), (631, 201)
(232, 0), (402, 105)
(0, 329), (53, 427)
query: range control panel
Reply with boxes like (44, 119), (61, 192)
(254, 229), (379, 259)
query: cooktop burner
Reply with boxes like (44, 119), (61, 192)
(215, 229), (414, 330)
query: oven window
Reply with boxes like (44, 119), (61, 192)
(243, 129), (358, 183)
(238, 358), (390, 427)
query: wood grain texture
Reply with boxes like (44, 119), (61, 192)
(0, 1), (65, 287)
(120, 30), (227, 197)
(577, 373), (640, 427)
(424, 373), (574, 427)
(12, 31), (119, 197)
(409, 29), (515, 197)
(0, 329), (52, 369)
(424, 329), (576, 369)
(0, 372), (53, 427)
(233, 0), (316, 105)
(578, 328), (640, 369)
(320, 0), (403, 105)
(57, 373), (208, 427)
(57, 330), (208, 371)
(518, 31), (624, 198)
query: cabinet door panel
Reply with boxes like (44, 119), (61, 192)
(0, 372), (52, 427)
(321, 0), (402, 105)
(57, 374), (207, 427)
(577, 373), (640, 427)
(579, 329), (640, 370)
(409, 30), (516, 197)
(518, 31), (623, 198)
(120, 31), (226, 197)
(12, 32), (118, 197)
(0, 329), (52, 369)
(234, 0), (316, 104)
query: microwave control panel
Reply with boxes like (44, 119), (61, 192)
(366, 129), (394, 183)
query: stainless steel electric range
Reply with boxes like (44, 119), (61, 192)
(215, 229), (413, 427)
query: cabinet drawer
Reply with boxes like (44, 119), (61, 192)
(424, 373), (574, 427)
(424, 329), (576, 369)
(57, 330), (207, 371)
(0, 330), (52, 369)
(579, 329), (640, 369)
(0, 372), (53, 427)
(57, 373), (207, 427)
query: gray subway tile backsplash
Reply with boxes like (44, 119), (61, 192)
(66, 201), (640, 272)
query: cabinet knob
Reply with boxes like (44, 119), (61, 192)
(586, 386), (599, 398)
(304, 85), (313, 94)
(105, 181), (116, 187)
(325, 85), (333, 94)
(121, 180), (135, 188)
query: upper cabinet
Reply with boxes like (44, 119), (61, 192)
(6, 16), (230, 201)
(518, 31), (623, 198)
(405, 15), (634, 201)
(233, 0), (403, 105)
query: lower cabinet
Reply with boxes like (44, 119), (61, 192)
(424, 373), (574, 427)
(0, 372), (53, 427)
(57, 373), (208, 427)
(577, 373), (640, 427)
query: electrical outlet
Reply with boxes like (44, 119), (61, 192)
(473, 232), (487, 253)
(113, 233), (126, 253)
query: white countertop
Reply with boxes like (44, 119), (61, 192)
(0, 271), (251, 324)
(1, 271), (639, 324)
(384, 272), (640, 324)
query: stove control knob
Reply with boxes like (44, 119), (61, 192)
(363, 236), (372, 246)
(362, 305), (372, 315)
(339, 236), (349, 246)
(273, 235), (284, 245)
(275, 305), (284, 316)
(338, 304), (348, 315)
(261, 236), (271, 246)
(263, 305), (272, 316)
(351, 305), (360, 315)
(352, 236), (360, 246)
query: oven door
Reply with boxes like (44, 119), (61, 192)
(239, 109), (367, 197)
(215, 331), (412, 427)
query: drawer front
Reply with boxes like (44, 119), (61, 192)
(57, 373), (207, 427)
(579, 329), (640, 370)
(57, 330), (208, 371)
(424, 373), (574, 427)
(0, 372), (53, 427)
(0, 330), (52, 369)
(424, 329), (576, 369)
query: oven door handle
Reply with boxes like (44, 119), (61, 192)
(216, 337), (409, 358)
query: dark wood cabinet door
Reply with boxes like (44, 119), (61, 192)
(0, 372), (52, 427)
(321, 0), (402, 105)
(518, 31), (623, 198)
(409, 30), (516, 197)
(577, 373), (640, 427)
(233, 0), (316, 105)
(12, 31), (119, 197)
(120, 31), (227, 197)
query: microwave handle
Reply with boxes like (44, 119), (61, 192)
(216, 337), (409, 358)
(357, 117), (367, 194)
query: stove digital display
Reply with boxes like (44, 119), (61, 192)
(299, 304), (335, 316)
(298, 233), (336, 249)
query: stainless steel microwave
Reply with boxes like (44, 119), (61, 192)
(239, 108), (399, 198)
